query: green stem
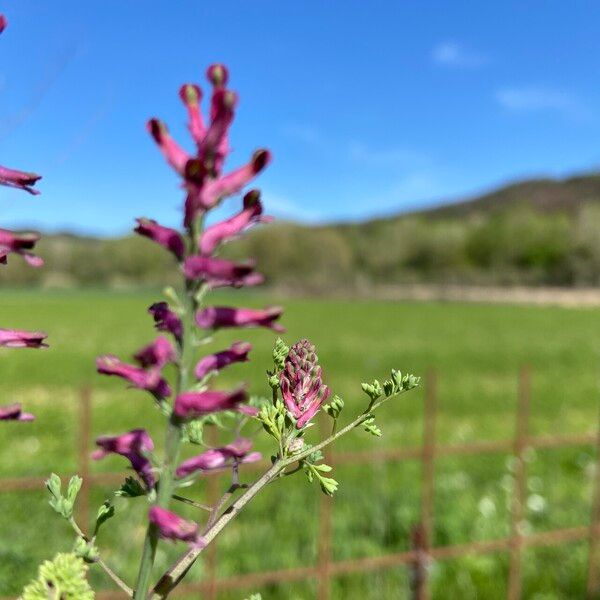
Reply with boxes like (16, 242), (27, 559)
(133, 222), (202, 599)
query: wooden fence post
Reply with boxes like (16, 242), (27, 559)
(586, 406), (600, 598)
(507, 366), (531, 600)
(411, 368), (437, 600)
(317, 413), (333, 600)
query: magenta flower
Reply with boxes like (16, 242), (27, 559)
(134, 336), (176, 369)
(199, 189), (272, 256)
(173, 387), (255, 420)
(176, 437), (261, 478)
(135, 218), (185, 261)
(93, 429), (155, 489)
(196, 306), (284, 332)
(197, 149), (271, 211)
(179, 84), (205, 146)
(183, 256), (263, 288)
(96, 355), (171, 399)
(148, 507), (205, 547)
(147, 119), (190, 176)
(0, 14), (6, 34)
(0, 165), (41, 195)
(0, 229), (42, 267)
(0, 328), (47, 348)
(280, 340), (331, 429)
(0, 403), (34, 421)
(148, 302), (183, 343)
(195, 341), (251, 380)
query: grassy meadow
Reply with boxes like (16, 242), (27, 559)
(0, 290), (599, 598)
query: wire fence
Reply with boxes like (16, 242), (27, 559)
(1, 368), (599, 599)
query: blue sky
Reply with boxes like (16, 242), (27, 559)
(1, 1), (600, 235)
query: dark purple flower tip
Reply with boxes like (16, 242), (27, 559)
(93, 429), (155, 489)
(195, 341), (252, 380)
(0, 403), (34, 421)
(134, 218), (185, 261)
(280, 340), (331, 429)
(251, 149), (272, 173)
(148, 302), (183, 343)
(0, 165), (42, 195)
(196, 306), (284, 332)
(206, 64), (229, 87)
(0, 15), (7, 34)
(134, 336), (176, 369)
(96, 355), (171, 399)
(0, 329), (48, 349)
(184, 158), (207, 186)
(149, 506), (205, 547)
(173, 386), (249, 420)
(175, 437), (261, 479)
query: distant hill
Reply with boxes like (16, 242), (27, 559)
(4, 171), (600, 291)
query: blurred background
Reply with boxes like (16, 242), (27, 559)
(1, 1), (600, 598)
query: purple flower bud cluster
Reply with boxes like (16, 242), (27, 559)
(0, 14), (45, 424)
(280, 340), (331, 429)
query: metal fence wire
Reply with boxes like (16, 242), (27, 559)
(1, 368), (599, 599)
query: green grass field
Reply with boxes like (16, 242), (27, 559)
(0, 290), (599, 598)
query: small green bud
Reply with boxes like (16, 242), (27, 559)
(94, 500), (115, 535)
(323, 394), (344, 419)
(72, 537), (99, 563)
(363, 416), (382, 437)
(272, 338), (289, 371)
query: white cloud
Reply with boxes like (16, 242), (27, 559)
(495, 87), (588, 119)
(431, 41), (486, 68)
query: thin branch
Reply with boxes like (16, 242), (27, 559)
(148, 387), (413, 598)
(97, 557), (134, 597)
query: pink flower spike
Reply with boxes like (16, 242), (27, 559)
(96, 355), (171, 399)
(149, 506), (205, 547)
(0, 229), (42, 267)
(147, 119), (190, 175)
(0, 403), (34, 421)
(93, 429), (155, 489)
(199, 190), (272, 256)
(196, 306), (284, 332)
(134, 336), (176, 369)
(134, 218), (185, 261)
(199, 150), (271, 210)
(148, 302), (183, 343)
(0, 329), (47, 348)
(175, 437), (261, 478)
(179, 83), (206, 145)
(195, 341), (252, 380)
(173, 387), (249, 420)
(0, 15), (6, 34)
(183, 256), (262, 288)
